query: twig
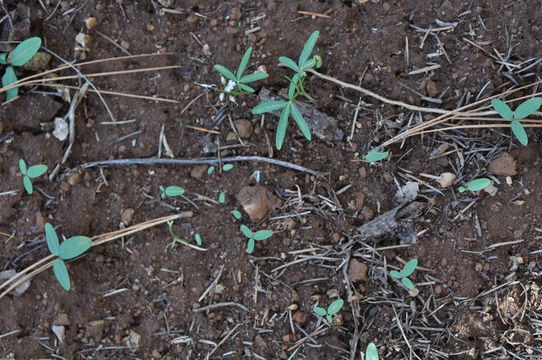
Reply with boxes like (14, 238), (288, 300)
(204, 323), (241, 360)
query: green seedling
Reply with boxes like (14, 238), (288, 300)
(366, 342), (379, 360)
(240, 224), (273, 254)
(458, 178), (492, 193)
(491, 98), (542, 146)
(252, 31), (322, 150)
(1, 37), (41, 100)
(19, 159), (47, 194)
(222, 164), (234, 171)
(194, 233), (202, 246)
(218, 192), (226, 203)
(45, 223), (92, 291)
(390, 258), (417, 290)
(159, 185), (185, 199)
(231, 209), (242, 219)
(313, 298), (344, 324)
(364, 150), (389, 163)
(207, 166), (216, 175)
(214, 47), (269, 100)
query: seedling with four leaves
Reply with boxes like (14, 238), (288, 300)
(313, 298), (344, 324)
(458, 178), (492, 193)
(252, 31), (322, 150)
(19, 159), (47, 194)
(491, 98), (542, 146)
(1, 37), (41, 100)
(45, 223), (92, 290)
(240, 224), (273, 254)
(390, 258), (418, 291)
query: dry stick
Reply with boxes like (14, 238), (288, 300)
(204, 323), (241, 360)
(41, 83), (179, 103)
(0, 212), (192, 300)
(79, 156), (327, 177)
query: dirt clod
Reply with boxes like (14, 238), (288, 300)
(292, 311), (308, 324)
(190, 165), (208, 179)
(361, 206), (375, 221)
(54, 313), (70, 326)
(234, 119), (253, 138)
(348, 259), (368, 282)
(235, 185), (282, 222)
(487, 152), (517, 176)
(121, 208), (135, 225)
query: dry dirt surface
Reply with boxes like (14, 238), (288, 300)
(1, 0), (542, 359)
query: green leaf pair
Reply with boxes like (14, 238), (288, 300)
(240, 224), (273, 254)
(363, 150), (389, 163)
(45, 223), (92, 290)
(214, 47), (269, 95)
(1, 37), (41, 100)
(491, 98), (542, 146)
(252, 31), (321, 150)
(19, 159), (47, 194)
(458, 178), (492, 193)
(159, 185), (185, 199)
(313, 298), (344, 324)
(390, 258), (417, 291)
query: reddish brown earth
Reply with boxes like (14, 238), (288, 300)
(1, 0), (541, 359)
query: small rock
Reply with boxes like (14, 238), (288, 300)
(437, 172), (456, 188)
(85, 17), (98, 30)
(158, 0), (173, 7)
(203, 141), (218, 154)
(52, 117), (69, 141)
(54, 313), (70, 326)
(361, 206), (374, 221)
(202, 43), (211, 56)
(487, 152), (517, 176)
(0, 270), (30, 296)
(230, 6), (242, 20)
(22, 52), (51, 71)
(121, 208), (135, 225)
(235, 185), (282, 221)
(51, 325), (65, 343)
(348, 259), (368, 282)
(484, 184), (498, 197)
(383, 172), (393, 183)
(226, 131), (237, 142)
(425, 78), (440, 98)
(190, 165), (208, 179)
(120, 40), (130, 49)
(67, 172), (81, 186)
(234, 119), (253, 138)
(353, 192), (365, 211)
(124, 329), (141, 351)
(292, 311), (308, 324)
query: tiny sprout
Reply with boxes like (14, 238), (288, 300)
(218, 192), (226, 203)
(313, 298), (344, 324)
(366, 342), (379, 360)
(1, 37), (41, 100)
(207, 166), (216, 175)
(160, 185), (185, 199)
(363, 151), (389, 163)
(232, 209), (242, 219)
(390, 258), (417, 291)
(491, 98), (542, 146)
(194, 233), (202, 246)
(45, 223), (92, 291)
(240, 224), (273, 254)
(458, 178), (492, 193)
(19, 159), (47, 194)
(222, 164), (234, 171)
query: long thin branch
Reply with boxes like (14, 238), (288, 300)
(79, 156), (327, 177)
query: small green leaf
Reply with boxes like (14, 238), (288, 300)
(511, 120), (528, 146)
(23, 176), (33, 194)
(402, 277), (415, 290)
(58, 236), (92, 260)
(390, 270), (402, 279)
(458, 186), (466, 193)
(313, 306), (327, 317)
(513, 98), (542, 119)
(0, 53), (6, 64)
(222, 164), (234, 171)
(27, 164), (47, 179)
(326, 314), (333, 323)
(246, 238), (255, 254)
(45, 223), (60, 256)
(366, 343), (379, 360)
(290, 102), (312, 140)
(207, 166), (215, 174)
(239, 72), (268, 83)
(299, 31), (320, 68)
(288, 73), (301, 99)
(465, 178), (492, 192)
(232, 210), (242, 219)
(240, 224), (253, 239)
(278, 56), (300, 72)
(8, 37), (41, 66)
(276, 102), (291, 150)
(327, 298), (344, 315)
(164, 186), (185, 197)
(53, 259), (71, 291)
(218, 192), (226, 203)
(2, 66), (18, 100)
(194, 233), (202, 246)
(364, 151), (389, 162)
(491, 99), (514, 120)
(253, 230), (273, 241)
(314, 55), (323, 68)
(237, 47), (252, 78)
(252, 101), (286, 114)
(18, 159), (27, 175)
(301, 58), (316, 70)
(214, 64), (237, 82)
(401, 258), (418, 277)
(238, 83), (255, 93)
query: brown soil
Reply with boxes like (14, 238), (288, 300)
(1, 0), (542, 359)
